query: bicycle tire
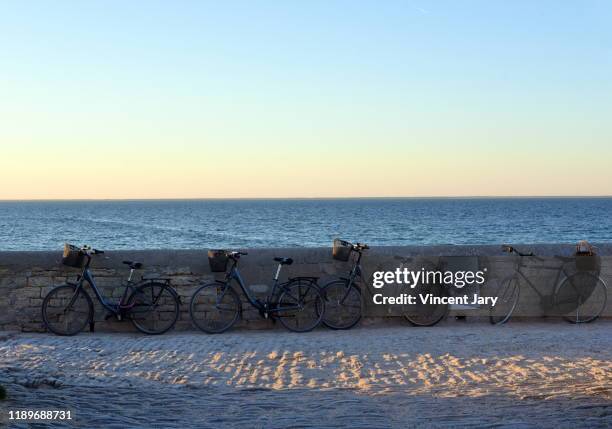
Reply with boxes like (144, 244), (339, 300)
(190, 282), (240, 334)
(42, 284), (93, 336)
(555, 273), (607, 323)
(321, 279), (362, 330)
(128, 282), (180, 335)
(489, 276), (520, 325)
(277, 279), (324, 332)
(404, 286), (449, 327)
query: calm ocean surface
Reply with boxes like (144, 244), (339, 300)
(0, 198), (611, 250)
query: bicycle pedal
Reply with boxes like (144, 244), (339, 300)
(104, 313), (115, 321)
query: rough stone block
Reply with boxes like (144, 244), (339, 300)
(19, 287), (43, 298)
(28, 276), (54, 287)
(21, 322), (46, 333)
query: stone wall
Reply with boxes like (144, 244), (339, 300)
(1, 244), (611, 332)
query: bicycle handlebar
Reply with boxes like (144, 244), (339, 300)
(338, 239), (369, 251)
(228, 251), (248, 258)
(79, 245), (104, 256)
(501, 244), (539, 258)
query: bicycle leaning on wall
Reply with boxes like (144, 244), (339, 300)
(189, 250), (325, 333)
(319, 239), (368, 330)
(490, 244), (607, 324)
(323, 239), (449, 329)
(42, 244), (181, 336)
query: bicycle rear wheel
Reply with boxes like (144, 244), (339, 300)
(403, 282), (448, 327)
(42, 284), (93, 336)
(276, 279), (324, 332)
(321, 279), (362, 330)
(489, 276), (520, 325)
(190, 282), (240, 334)
(556, 273), (607, 323)
(128, 282), (180, 335)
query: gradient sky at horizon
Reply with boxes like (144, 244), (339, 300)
(1, 1), (611, 199)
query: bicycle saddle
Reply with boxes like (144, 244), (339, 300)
(273, 257), (293, 265)
(123, 260), (143, 269)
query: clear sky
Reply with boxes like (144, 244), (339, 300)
(1, 1), (611, 199)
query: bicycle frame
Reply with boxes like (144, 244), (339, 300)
(68, 255), (147, 315)
(223, 258), (312, 315)
(347, 251), (364, 284)
(335, 250), (366, 304)
(225, 262), (271, 309)
(513, 257), (568, 300)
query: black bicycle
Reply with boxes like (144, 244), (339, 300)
(189, 250), (325, 333)
(320, 239), (368, 329)
(324, 239), (449, 329)
(490, 245), (607, 324)
(42, 244), (180, 336)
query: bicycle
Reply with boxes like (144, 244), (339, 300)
(322, 239), (448, 329)
(320, 240), (368, 329)
(490, 245), (607, 324)
(189, 250), (325, 333)
(42, 244), (181, 336)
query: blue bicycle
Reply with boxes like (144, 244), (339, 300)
(189, 250), (325, 333)
(42, 244), (180, 335)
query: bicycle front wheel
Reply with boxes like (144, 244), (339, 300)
(489, 276), (520, 325)
(321, 279), (362, 330)
(128, 282), (180, 335)
(190, 282), (240, 334)
(42, 284), (93, 336)
(556, 273), (607, 323)
(277, 279), (324, 332)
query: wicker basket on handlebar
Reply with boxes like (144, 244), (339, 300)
(208, 250), (229, 272)
(575, 240), (601, 272)
(62, 243), (86, 268)
(332, 239), (352, 262)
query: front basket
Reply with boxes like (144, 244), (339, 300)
(62, 243), (86, 268)
(208, 250), (229, 272)
(332, 239), (352, 262)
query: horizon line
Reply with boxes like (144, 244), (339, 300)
(1, 195), (612, 202)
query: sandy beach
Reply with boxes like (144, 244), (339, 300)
(1, 321), (610, 428)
